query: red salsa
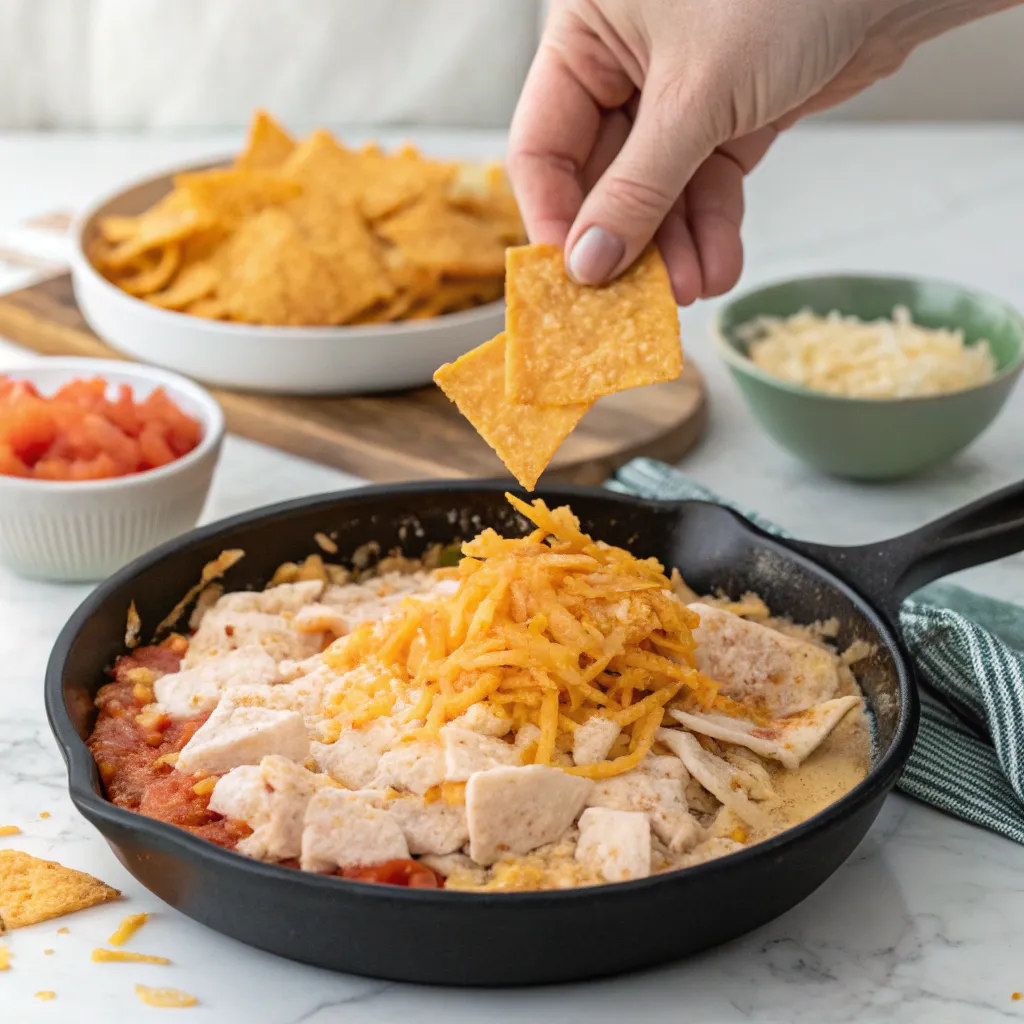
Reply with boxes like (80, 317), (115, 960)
(88, 638), (444, 889)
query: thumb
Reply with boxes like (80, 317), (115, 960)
(566, 68), (715, 285)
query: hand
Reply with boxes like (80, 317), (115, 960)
(508, 0), (1020, 304)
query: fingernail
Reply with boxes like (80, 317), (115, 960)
(568, 226), (625, 285)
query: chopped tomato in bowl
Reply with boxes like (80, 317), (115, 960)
(0, 358), (224, 582)
(0, 375), (202, 481)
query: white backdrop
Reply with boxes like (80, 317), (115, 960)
(0, 0), (1021, 129)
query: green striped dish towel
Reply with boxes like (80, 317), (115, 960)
(609, 457), (1024, 844)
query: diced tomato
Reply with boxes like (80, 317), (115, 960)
(68, 453), (120, 480)
(0, 374), (201, 481)
(0, 441), (29, 477)
(53, 376), (108, 411)
(0, 400), (57, 464)
(138, 423), (176, 468)
(105, 384), (142, 437)
(340, 859), (445, 889)
(82, 413), (140, 474)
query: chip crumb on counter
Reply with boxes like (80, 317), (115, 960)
(56, 927), (69, 935)
(44, 948), (54, 955)
(92, 947), (170, 965)
(35, 991), (55, 1001)
(0, 945), (12, 969)
(0, 826), (20, 836)
(107, 912), (150, 948)
(1013, 991), (1022, 1001)
(38, 812), (51, 819)
(135, 984), (198, 1009)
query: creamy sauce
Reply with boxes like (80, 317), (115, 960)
(765, 704), (871, 833)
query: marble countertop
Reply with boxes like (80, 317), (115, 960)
(1, 124), (1024, 1022)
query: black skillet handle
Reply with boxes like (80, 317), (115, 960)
(786, 478), (1024, 739)
(786, 477), (1024, 623)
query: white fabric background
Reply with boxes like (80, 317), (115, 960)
(0, 0), (1022, 129)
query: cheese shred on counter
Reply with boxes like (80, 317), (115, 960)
(322, 493), (722, 778)
(739, 305), (996, 399)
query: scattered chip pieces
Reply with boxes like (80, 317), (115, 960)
(0, 945), (11, 969)
(92, 947), (170, 965)
(0, 827), (20, 837)
(135, 984), (198, 1008)
(504, 244), (682, 405)
(107, 912), (150, 947)
(434, 333), (592, 490)
(0, 849), (120, 930)
(91, 111), (522, 326)
(35, 992), (55, 1001)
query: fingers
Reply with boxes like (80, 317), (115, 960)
(683, 127), (778, 298)
(655, 198), (703, 306)
(566, 62), (716, 285)
(507, 12), (634, 247)
(507, 43), (597, 246)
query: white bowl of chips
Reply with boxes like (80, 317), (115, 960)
(69, 113), (516, 396)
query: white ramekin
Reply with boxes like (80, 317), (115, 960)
(0, 358), (225, 582)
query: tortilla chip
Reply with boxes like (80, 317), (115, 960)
(110, 243), (182, 297)
(235, 109), (296, 170)
(409, 276), (504, 319)
(98, 215), (142, 244)
(281, 129), (360, 194)
(147, 260), (220, 310)
(504, 244), (681, 405)
(378, 197), (507, 277)
(99, 192), (211, 270)
(182, 296), (229, 320)
(434, 333), (592, 490)
(175, 168), (301, 229)
(90, 112), (511, 325)
(447, 162), (526, 245)
(0, 850), (120, 930)
(219, 207), (391, 326)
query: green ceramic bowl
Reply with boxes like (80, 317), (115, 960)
(713, 274), (1024, 479)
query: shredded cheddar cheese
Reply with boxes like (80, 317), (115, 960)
(135, 984), (198, 1008)
(107, 912), (150, 947)
(91, 947), (170, 965)
(319, 494), (730, 778)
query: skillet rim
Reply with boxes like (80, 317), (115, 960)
(45, 479), (919, 906)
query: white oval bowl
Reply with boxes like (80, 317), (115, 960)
(0, 358), (225, 582)
(70, 162), (506, 396)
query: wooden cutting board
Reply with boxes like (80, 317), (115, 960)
(0, 274), (707, 485)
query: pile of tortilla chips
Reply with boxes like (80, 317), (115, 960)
(89, 110), (523, 326)
(435, 244), (682, 490)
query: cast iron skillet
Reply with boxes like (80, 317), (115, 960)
(46, 479), (1024, 986)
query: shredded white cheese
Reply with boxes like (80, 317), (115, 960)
(739, 306), (996, 399)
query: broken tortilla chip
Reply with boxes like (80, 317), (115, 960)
(98, 191), (211, 270)
(504, 244), (682, 405)
(235, 109), (296, 170)
(0, 849), (120, 929)
(147, 260), (220, 310)
(434, 333), (592, 490)
(175, 168), (301, 229)
(377, 196), (506, 278)
(109, 243), (182, 297)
